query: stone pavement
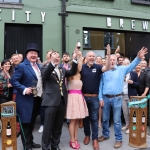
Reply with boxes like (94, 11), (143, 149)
(1, 116), (150, 150)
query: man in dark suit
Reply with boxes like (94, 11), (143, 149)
(41, 50), (78, 150)
(11, 43), (42, 150)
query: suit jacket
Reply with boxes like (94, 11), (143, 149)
(128, 71), (139, 98)
(136, 71), (149, 95)
(10, 58), (41, 123)
(41, 62), (77, 107)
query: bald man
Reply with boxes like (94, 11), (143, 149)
(81, 45), (111, 150)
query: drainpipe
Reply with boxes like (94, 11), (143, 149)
(58, 0), (68, 55)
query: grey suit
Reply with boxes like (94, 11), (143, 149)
(41, 62), (77, 150)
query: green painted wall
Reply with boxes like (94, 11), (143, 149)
(66, 0), (150, 54)
(0, 0), (62, 60)
(0, 0), (150, 60)
(67, 0), (150, 13)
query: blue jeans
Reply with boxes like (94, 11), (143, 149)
(83, 96), (99, 140)
(102, 95), (122, 141)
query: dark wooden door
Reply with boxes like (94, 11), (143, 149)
(4, 23), (42, 60)
(125, 32), (150, 61)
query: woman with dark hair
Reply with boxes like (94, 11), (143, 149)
(0, 59), (13, 104)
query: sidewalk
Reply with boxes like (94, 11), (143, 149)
(0, 116), (150, 150)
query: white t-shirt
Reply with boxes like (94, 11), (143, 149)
(123, 73), (130, 94)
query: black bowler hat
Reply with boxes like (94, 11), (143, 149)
(25, 43), (40, 54)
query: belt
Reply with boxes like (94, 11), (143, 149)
(83, 94), (98, 97)
(104, 93), (122, 98)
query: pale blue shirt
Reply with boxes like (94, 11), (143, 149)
(99, 57), (141, 101)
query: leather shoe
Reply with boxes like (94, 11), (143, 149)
(32, 142), (41, 148)
(83, 136), (90, 145)
(114, 141), (122, 148)
(98, 135), (109, 142)
(92, 140), (99, 150)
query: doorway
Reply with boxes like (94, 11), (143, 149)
(4, 23), (42, 60)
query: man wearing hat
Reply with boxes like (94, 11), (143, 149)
(11, 43), (42, 150)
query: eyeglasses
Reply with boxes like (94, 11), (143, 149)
(77, 47), (80, 49)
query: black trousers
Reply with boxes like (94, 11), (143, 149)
(42, 97), (66, 150)
(20, 97), (42, 149)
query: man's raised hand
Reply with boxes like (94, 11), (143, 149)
(137, 47), (148, 59)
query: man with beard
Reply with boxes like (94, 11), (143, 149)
(140, 60), (147, 72)
(140, 60), (150, 81)
(117, 56), (124, 66)
(60, 52), (71, 70)
(98, 47), (148, 149)
(81, 44), (111, 150)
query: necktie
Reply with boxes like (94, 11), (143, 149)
(33, 63), (39, 72)
(55, 67), (60, 80)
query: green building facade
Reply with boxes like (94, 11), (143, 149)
(0, 0), (62, 60)
(0, 0), (150, 60)
(66, 0), (150, 60)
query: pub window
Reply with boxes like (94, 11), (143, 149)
(0, 0), (21, 3)
(131, 0), (150, 5)
(83, 30), (125, 56)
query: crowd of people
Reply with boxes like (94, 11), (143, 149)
(0, 42), (149, 150)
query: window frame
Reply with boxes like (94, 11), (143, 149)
(131, 0), (150, 5)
